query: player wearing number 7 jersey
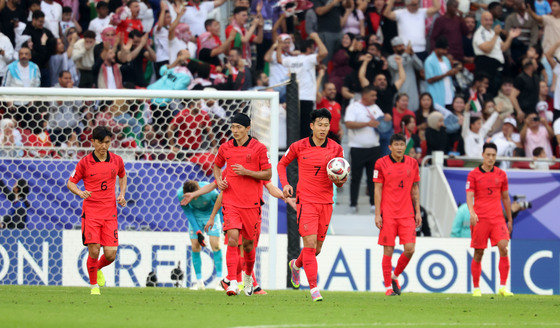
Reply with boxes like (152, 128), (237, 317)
(278, 108), (346, 302)
(373, 133), (421, 296)
(67, 126), (127, 296)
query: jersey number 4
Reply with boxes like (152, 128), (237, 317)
(398, 180), (404, 189)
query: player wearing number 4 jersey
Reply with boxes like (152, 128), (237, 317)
(373, 133), (421, 296)
(466, 142), (514, 297)
(67, 126), (127, 295)
(278, 108), (346, 302)
(213, 113), (272, 297)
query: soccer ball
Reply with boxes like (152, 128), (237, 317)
(327, 157), (350, 180)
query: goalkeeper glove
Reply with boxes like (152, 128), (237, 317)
(196, 230), (206, 247)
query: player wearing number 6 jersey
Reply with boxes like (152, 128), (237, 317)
(67, 126), (127, 295)
(373, 133), (421, 296)
(278, 108), (346, 302)
(466, 142), (514, 297)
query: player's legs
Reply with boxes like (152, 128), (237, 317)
(87, 243), (101, 285)
(209, 236), (223, 280)
(190, 238), (205, 289)
(97, 219), (118, 284)
(497, 239), (513, 296)
(391, 243), (414, 295)
(302, 234), (322, 301)
(471, 220), (491, 296)
(471, 248), (484, 296)
(382, 246), (397, 295)
(225, 229), (240, 295)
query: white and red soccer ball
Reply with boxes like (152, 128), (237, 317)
(327, 157), (350, 180)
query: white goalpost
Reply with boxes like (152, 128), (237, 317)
(0, 87), (280, 289)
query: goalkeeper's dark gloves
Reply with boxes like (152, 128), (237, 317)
(196, 230), (206, 247)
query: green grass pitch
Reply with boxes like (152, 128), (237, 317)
(1, 285), (560, 328)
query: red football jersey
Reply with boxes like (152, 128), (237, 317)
(316, 98), (342, 135)
(278, 137), (344, 204)
(466, 165), (508, 222)
(373, 154), (420, 219)
(69, 152), (126, 219)
(214, 137), (271, 208)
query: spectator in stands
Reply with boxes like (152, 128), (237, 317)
(226, 6), (264, 68)
(491, 116), (522, 168)
(0, 177), (29, 229)
(217, 47), (252, 90)
(0, 0), (27, 47)
(71, 30), (96, 88)
(443, 95), (466, 153)
(23, 10), (57, 87)
(3, 46), (41, 87)
(166, 100), (213, 156)
(97, 48), (122, 89)
(329, 33), (353, 98)
(505, 0), (539, 64)
(0, 31), (16, 85)
(545, 40), (560, 121)
(344, 85), (384, 214)
(316, 66), (343, 143)
(359, 54), (406, 115)
(184, 0), (229, 37)
(532, 146), (552, 170)
(264, 34), (291, 101)
(250, 70), (270, 91)
(554, 116), (560, 149)
(153, 2), (171, 77)
(41, 0), (62, 38)
(489, 2), (505, 27)
(473, 11), (521, 95)
(401, 114), (421, 159)
(425, 37), (458, 107)
(59, 6), (81, 37)
(388, 36), (423, 111)
(251, 0), (280, 71)
(48, 70), (83, 145)
(198, 19), (237, 67)
(119, 30), (156, 88)
(451, 203), (471, 238)
(167, 6), (196, 64)
(462, 14), (477, 66)
(313, 0), (343, 63)
(112, 0), (144, 43)
(425, 111), (449, 155)
(415, 93), (434, 131)
(462, 106), (500, 157)
(430, 0), (467, 62)
(393, 93), (415, 134)
(49, 37), (78, 87)
(528, 0), (560, 60)
(89, 2), (113, 43)
(341, 0), (365, 37)
(494, 78), (525, 122)
(521, 112), (554, 157)
(278, 33), (328, 138)
(0, 118), (23, 157)
(26, 116), (52, 158)
(60, 130), (78, 159)
(514, 57), (541, 115)
(384, 0), (441, 60)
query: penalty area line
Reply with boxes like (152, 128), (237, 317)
(230, 323), (560, 328)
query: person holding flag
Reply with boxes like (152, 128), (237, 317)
(225, 6), (264, 68)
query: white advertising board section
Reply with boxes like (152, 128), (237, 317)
(62, 231), (507, 293)
(62, 231), (287, 289)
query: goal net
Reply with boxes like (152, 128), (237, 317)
(0, 87), (280, 289)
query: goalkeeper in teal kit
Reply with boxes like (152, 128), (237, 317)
(177, 180), (223, 290)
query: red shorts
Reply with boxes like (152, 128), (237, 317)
(81, 212), (119, 247)
(222, 205), (261, 241)
(471, 220), (510, 249)
(378, 217), (416, 246)
(297, 203), (333, 241)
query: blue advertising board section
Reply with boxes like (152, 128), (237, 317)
(443, 169), (560, 240)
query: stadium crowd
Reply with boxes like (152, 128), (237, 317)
(0, 0), (559, 170)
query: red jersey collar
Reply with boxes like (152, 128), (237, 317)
(92, 151), (111, 162)
(233, 136), (252, 147)
(309, 136), (328, 148)
(478, 165), (495, 173)
(389, 154), (404, 163)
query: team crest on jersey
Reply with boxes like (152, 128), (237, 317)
(111, 168), (117, 178)
(494, 178), (500, 186)
(407, 169), (411, 177)
(246, 154), (252, 163)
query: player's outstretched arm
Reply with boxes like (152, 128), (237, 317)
(181, 181), (218, 206)
(466, 191), (478, 227)
(501, 191), (513, 233)
(374, 182), (383, 229)
(117, 174), (127, 207)
(205, 193), (223, 232)
(411, 182), (422, 228)
(67, 180), (91, 200)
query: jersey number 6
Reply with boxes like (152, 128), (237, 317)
(101, 181), (108, 191)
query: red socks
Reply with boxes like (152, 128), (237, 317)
(302, 247), (318, 289)
(471, 259), (481, 288)
(226, 245), (239, 281)
(499, 256), (510, 285)
(394, 253), (411, 277)
(244, 248), (256, 276)
(295, 251), (304, 268)
(382, 255), (392, 288)
(97, 255), (113, 270)
(87, 256), (98, 285)
(252, 271), (258, 287)
(237, 253), (244, 281)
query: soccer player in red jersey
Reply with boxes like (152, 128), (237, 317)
(373, 133), (421, 296)
(67, 126), (127, 295)
(278, 108), (347, 302)
(467, 142), (514, 297)
(213, 113), (272, 296)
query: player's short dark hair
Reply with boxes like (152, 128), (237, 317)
(183, 180), (199, 194)
(92, 126), (113, 141)
(96, 1), (108, 9)
(233, 6), (248, 15)
(128, 29), (143, 39)
(532, 147), (545, 157)
(62, 6), (72, 13)
(204, 19), (216, 29)
(83, 30), (96, 40)
(389, 133), (406, 145)
(32, 10), (45, 20)
(361, 84), (377, 95)
(310, 108), (332, 123)
(482, 142), (498, 153)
